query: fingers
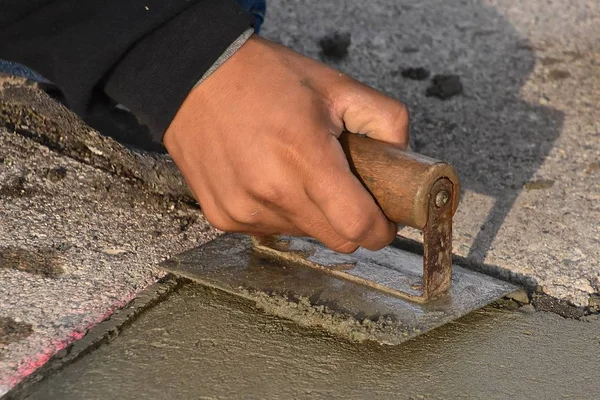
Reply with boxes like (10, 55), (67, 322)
(200, 187), (366, 252)
(303, 135), (397, 251)
(197, 159), (396, 252)
(332, 80), (410, 149)
(198, 191), (306, 236)
(284, 200), (360, 254)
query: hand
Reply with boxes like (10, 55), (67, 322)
(163, 35), (409, 253)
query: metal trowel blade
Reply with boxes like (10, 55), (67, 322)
(160, 233), (517, 345)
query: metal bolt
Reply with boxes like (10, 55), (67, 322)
(435, 190), (450, 208)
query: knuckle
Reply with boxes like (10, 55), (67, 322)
(254, 182), (287, 205)
(203, 210), (235, 232)
(338, 213), (373, 242)
(387, 102), (410, 146)
(226, 203), (259, 226)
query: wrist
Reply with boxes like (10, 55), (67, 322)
(194, 29), (255, 89)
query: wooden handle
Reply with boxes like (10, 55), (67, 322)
(339, 132), (460, 230)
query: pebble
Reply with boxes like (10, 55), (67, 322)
(400, 67), (431, 80)
(318, 32), (351, 61)
(518, 304), (536, 314)
(426, 74), (463, 99)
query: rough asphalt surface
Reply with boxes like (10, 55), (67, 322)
(1, 0), (599, 396)
(0, 83), (217, 394)
(22, 285), (600, 399)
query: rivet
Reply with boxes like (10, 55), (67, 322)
(435, 190), (450, 208)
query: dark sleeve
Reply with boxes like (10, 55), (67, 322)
(0, 0), (254, 142)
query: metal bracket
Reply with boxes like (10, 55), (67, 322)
(421, 177), (454, 300)
(251, 177), (455, 304)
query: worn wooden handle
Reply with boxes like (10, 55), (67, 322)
(339, 132), (460, 229)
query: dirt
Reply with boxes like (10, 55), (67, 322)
(532, 293), (587, 318)
(0, 318), (33, 348)
(539, 56), (562, 66)
(402, 46), (419, 53)
(176, 215), (198, 233)
(399, 67), (431, 80)
(0, 247), (64, 277)
(584, 161), (600, 174)
(425, 74), (463, 99)
(318, 32), (351, 60)
(43, 167), (67, 183)
(523, 179), (555, 190)
(548, 69), (571, 80)
(0, 176), (38, 198)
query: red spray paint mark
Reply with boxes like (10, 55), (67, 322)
(1, 281), (154, 393)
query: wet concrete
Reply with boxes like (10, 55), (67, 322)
(22, 284), (600, 399)
(163, 234), (517, 346)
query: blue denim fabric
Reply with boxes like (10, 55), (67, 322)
(0, 59), (49, 83)
(236, 0), (266, 33)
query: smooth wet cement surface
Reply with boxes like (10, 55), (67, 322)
(23, 284), (600, 400)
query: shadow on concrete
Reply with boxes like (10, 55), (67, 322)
(261, 0), (564, 264)
(390, 2), (565, 264)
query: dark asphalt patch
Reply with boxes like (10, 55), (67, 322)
(399, 67), (430, 80)
(318, 32), (351, 61)
(0, 316), (33, 347)
(0, 246), (64, 277)
(426, 74), (463, 99)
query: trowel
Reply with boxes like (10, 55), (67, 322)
(161, 132), (517, 345)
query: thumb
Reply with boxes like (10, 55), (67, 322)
(333, 81), (410, 149)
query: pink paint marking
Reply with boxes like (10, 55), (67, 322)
(1, 279), (157, 392)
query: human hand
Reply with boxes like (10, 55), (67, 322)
(163, 35), (409, 253)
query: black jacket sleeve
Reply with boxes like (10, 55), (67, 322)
(0, 0), (255, 142)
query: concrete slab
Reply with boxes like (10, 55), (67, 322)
(259, 0), (600, 307)
(18, 284), (600, 399)
(0, 109), (215, 394)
